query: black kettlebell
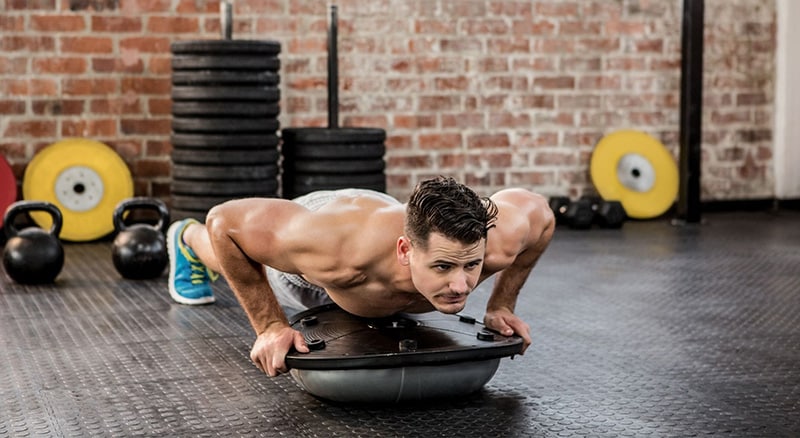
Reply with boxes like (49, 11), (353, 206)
(2, 201), (65, 284)
(112, 197), (170, 280)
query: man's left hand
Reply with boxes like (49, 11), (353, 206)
(484, 307), (531, 353)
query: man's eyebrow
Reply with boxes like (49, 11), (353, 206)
(431, 257), (483, 265)
(431, 259), (455, 266)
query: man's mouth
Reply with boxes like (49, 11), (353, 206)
(438, 293), (467, 304)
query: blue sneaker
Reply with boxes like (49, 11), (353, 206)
(167, 219), (217, 305)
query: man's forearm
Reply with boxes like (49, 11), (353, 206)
(206, 215), (288, 335)
(487, 260), (535, 313)
(488, 206), (555, 313)
(230, 263), (288, 335)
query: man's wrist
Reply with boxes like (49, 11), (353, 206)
(254, 315), (290, 336)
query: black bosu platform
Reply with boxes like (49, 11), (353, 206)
(1, 211), (799, 436)
(285, 304), (523, 403)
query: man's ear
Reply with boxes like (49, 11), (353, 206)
(397, 236), (411, 266)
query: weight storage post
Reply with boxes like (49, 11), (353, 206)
(280, 5), (387, 199)
(169, 7), (282, 221)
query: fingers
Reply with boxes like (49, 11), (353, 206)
(498, 323), (515, 337)
(294, 331), (310, 353)
(503, 317), (531, 353)
(485, 313), (514, 336)
(268, 356), (289, 377)
(251, 349), (289, 377)
(485, 311), (532, 354)
(250, 350), (264, 373)
(513, 322), (532, 353)
(250, 350), (277, 376)
(250, 326), (301, 377)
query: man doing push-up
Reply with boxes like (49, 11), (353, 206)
(167, 176), (555, 377)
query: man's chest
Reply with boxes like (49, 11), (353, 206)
(323, 280), (432, 318)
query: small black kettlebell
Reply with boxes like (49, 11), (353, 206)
(112, 197), (170, 280)
(2, 201), (65, 284)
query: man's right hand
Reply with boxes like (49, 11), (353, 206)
(250, 323), (309, 376)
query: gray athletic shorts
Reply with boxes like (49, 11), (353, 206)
(265, 189), (400, 315)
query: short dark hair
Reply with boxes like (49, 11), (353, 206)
(405, 176), (498, 249)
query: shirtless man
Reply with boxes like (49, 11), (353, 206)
(167, 176), (554, 377)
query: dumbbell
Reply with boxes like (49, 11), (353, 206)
(549, 196), (627, 229)
(580, 195), (627, 229)
(548, 196), (593, 230)
(548, 196), (571, 226)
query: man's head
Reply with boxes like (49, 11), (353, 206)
(397, 176), (498, 313)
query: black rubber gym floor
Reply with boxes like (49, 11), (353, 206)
(2, 211), (799, 437)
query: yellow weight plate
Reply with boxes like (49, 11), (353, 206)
(22, 138), (133, 241)
(590, 130), (678, 219)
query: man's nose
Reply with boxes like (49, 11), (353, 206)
(449, 270), (470, 294)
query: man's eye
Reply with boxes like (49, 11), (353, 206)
(434, 264), (451, 272)
(465, 262), (481, 270)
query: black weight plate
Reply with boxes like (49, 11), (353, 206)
(172, 117), (279, 134)
(172, 101), (280, 117)
(171, 196), (222, 211)
(172, 70), (280, 86)
(172, 193), (278, 211)
(172, 86), (280, 102)
(282, 127), (386, 144)
(170, 207), (208, 222)
(173, 163), (279, 181)
(289, 172), (385, 188)
(171, 179), (278, 195)
(290, 158), (385, 174)
(171, 148), (279, 165)
(171, 133), (279, 149)
(172, 55), (280, 71)
(171, 40), (281, 55)
(283, 142), (385, 159)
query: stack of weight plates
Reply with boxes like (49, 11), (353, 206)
(281, 127), (386, 199)
(170, 40), (281, 221)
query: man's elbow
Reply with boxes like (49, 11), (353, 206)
(538, 196), (556, 233)
(519, 191), (555, 233)
(525, 193), (555, 246)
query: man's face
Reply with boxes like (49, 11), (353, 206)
(399, 232), (485, 314)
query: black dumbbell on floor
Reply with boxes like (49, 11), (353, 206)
(580, 195), (627, 229)
(549, 196), (593, 229)
(549, 195), (627, 229)
(548, 196), (571, 226)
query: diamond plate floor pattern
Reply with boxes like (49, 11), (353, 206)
(1, 211), (798, 437)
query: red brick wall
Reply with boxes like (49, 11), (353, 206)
(0, 0), (776, 202)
